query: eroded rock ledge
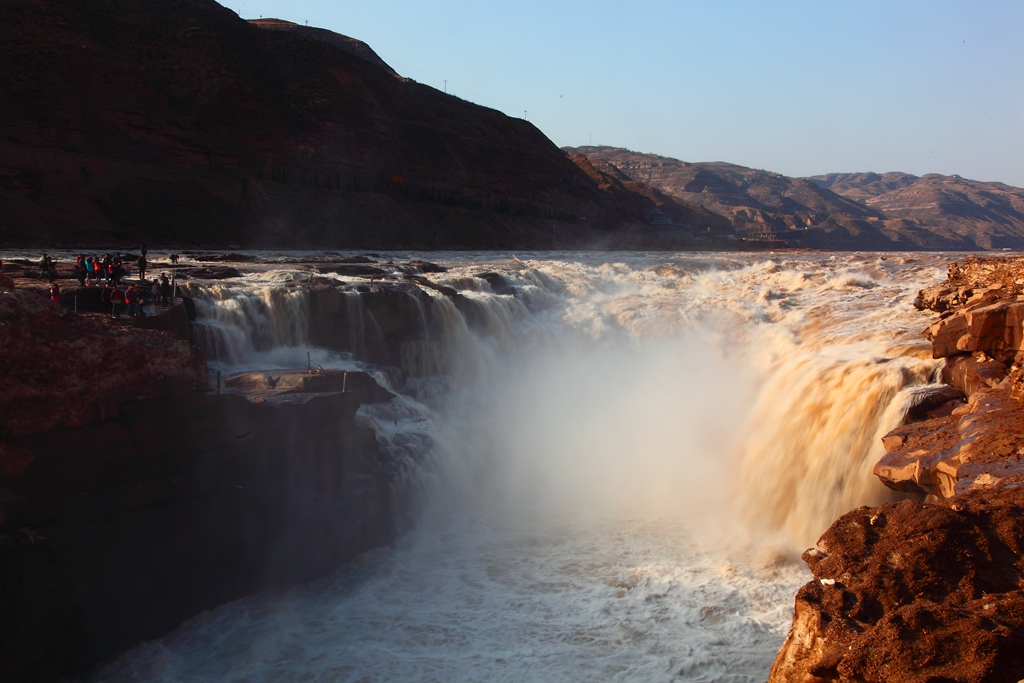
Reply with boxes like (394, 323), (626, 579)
(770, 256), (1024, 683)
(0, 290), (401, 682)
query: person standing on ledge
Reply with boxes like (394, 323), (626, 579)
(159, 273), (171, 306)
(39, 254), (56, 281)
(137, 252), (147, 281)
(101, 281), (112, 315)
(124, 284), (136, 317)
(110, 283), (123, 318)
(150, 277), (162, 306)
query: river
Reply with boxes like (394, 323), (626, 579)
(85, 250), (949, 682)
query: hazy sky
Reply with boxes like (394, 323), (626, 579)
(233, 1), (1024, 186)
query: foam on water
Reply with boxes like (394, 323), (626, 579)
(89, 251), (953, 682)
(93, 515), (804, 683)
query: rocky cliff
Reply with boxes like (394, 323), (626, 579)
(0, 0), (710, 250)
(769, 256), (1024, 683)
(0, 285), (402, 682)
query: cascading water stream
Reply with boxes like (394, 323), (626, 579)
(185, 282), (310, 368)
(93, 251), (950, 682)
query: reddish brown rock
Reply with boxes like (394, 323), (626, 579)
(0, 290), (208, 438)
(768, 484), (1024, 683)
(926, 297), (1024, 358)
(941, 352), (1010, 396)
(876, 382), (1024, 499)
(877, 256), (1024, 497)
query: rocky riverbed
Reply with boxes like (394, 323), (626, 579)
(769, 255), (1024, 683)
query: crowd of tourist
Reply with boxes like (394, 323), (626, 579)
(28, 244), (178, 319)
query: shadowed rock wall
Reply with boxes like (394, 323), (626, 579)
(1, 388), (395, 683)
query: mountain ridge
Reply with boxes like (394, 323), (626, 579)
(568, 146), (1024, 249)
(0, 0), (700, 250)
(0, 0), (1018, 251)
(810, 172), (1024, 249)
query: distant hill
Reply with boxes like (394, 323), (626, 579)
(2, 0), (1018, 251)
(565, 154), (731, 235)
(810, 173), (1024, 250)
(0, 0), (691, 250)
(567, 147), (1022, 249)
(808, 172), (920, 203)
(564, 146), (881, 233)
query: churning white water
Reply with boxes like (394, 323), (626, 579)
(90, 251), (950, 682)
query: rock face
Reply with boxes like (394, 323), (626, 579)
(768, 488), (1024, 683)
(871, 257), (1024, 499)
(875, 388), (1024, 499)
(769, 255), (1024, 683)
(0, 0), (708, 249)
(0, 291), (401, 682)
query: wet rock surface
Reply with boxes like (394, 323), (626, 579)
(879, 256), (1024, 498)
(223, 368), (396, 404)
(771, 255), (1024, 682)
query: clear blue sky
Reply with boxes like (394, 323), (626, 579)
(233, 0), (1024, 187)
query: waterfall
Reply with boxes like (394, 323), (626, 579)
(186, 283), (309, 366)
(735, 352), (937, 545)
(181, 254), (945, 545)
(111, 251), (952, 683)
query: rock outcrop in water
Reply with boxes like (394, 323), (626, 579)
(0, 288), (400, 682)
(769, 256), (1024, 683)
